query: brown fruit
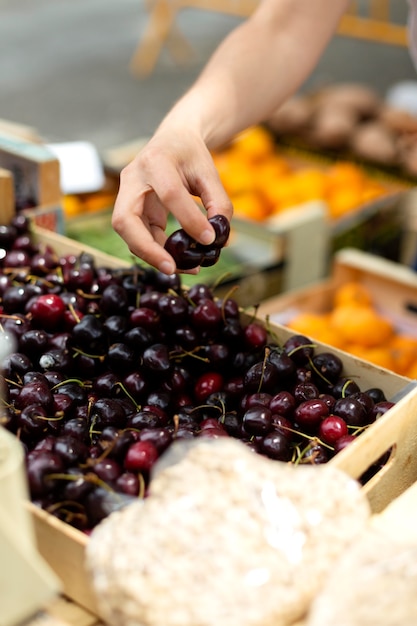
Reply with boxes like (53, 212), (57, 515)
(349, 121), (398, 165)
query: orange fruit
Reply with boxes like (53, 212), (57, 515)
(388, 334), (417, 375)
(231, 126), (276, 164)
(265, 174), (305, 213)
(231, 191), (269, 221)
(325, 161), (365, 191)
(405, 360), (417, 379)
(287, 313), (346, 350)
(327, 188), (364, 219)
(348, 346), (395, 371)
(329, 304), (394, 348)
(333, 282), (374, 308)
(290, 168), (327, 203)
(62, 195), (83, 217)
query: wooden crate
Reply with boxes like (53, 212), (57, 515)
(0, 133), (61, 208)
(22, 227), (417, 620)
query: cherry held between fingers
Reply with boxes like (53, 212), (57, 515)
(164, 215), (230, 270)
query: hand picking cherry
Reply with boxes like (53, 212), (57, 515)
(164, 215), (230, 270)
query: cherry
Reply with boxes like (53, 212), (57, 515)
(93, 459), (122, 483)
(244, 392), (273, 409)
(16, 380), (53, 410)
(293, 382), (320, 404)
(200, 247), (221, 267)
(17, 405), (50, 439)
(294, 398), (329, 431)
(318, 415), (348, 445)
(128, 409), (167, 430)
(29, 293), (66, 331)
(194, 371), (224, 403)
(106, 342), (136, 373)
(60, 468), (94, 502)
(72, 314), (106, 352)
(138, 427), (173, 454)
(267, 348), (296, 380)
(372, 401), (395, 420)
(124, 440), (159, 472)
(91, 398), (126, 429)
(19, 329), (50, 357)
(244, 361), (279, 393)
(364, 387), (387, 404)
(269, 390), (296, 418)
(0, 224), (18, 249)
(260, 431), (292, 461)
(129, 307), (160, 331)
(122, 371), (148, 401)
(244, 322), (268, 350)
(26, 451), (65, 498)
(243, 405), (272, 436)
(283, 334), (314, 365)
(115, 472), (140, 497)
(99, 284), (129, 316)
(332, 377), (361, 398)
(333, 434), (356, 453)
(302, 443), (329, 464)
(164, 229), (204, 270)
(191, 298), (222, 330)
(187, 283), (213, 304)
(164, 215), (230, 270)
(311, 352), (343, 386)
(209, 214), (230, 247)
(158, 293), (188, 324)
(53, 435), (89, 466)
(271, 414), (293, 438)
(333, 396), (367, 427)
(142, 343), (171, 373)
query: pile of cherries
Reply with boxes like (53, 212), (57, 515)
(0, 216), (394, 531)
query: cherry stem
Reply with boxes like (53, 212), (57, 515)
(115, 381), (141, 410)
(293, 439), (322, 465)
(47, 471), (117, 494)
(173, 414), (180, 436)
(51, 378), (90, 391)
(169, 346), (209, 363)
(211, 271), (233, 292)
(72, 348), (106, 361)
(256, 346), (271, 394)
(138, 473), (146, 499)
(68, 302), (81, 324)
(286, 342), (317, 358)
(307, 356), (333, 387)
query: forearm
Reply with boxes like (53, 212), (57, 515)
(158, 0), (349, 149)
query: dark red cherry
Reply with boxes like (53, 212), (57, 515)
(124, 440), (159, 472)
(209, 214), (230, 248)
(29, 293), (66, 331)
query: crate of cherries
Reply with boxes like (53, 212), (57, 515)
(0, 214), (409, 534)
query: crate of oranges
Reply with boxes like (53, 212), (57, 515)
(258, 247), (417, 379)
(212, 126), (410, 261)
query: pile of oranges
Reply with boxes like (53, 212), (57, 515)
(286, 281), (417, 378)
(62, 190), (118, 218)
(211, 126), (387, 222)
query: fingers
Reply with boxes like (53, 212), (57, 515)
(111, 162), (169, 266)
(112, 140), (234, 275)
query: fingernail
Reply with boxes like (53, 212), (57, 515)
(159, 260), (175, 275)
(200, 228), (215, 246)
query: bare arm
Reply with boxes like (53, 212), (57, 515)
(112, 0), (349, 274)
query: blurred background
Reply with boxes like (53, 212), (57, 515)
(0, 0), (415, 154)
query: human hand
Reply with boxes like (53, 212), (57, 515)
(112, 129), (233, 275)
